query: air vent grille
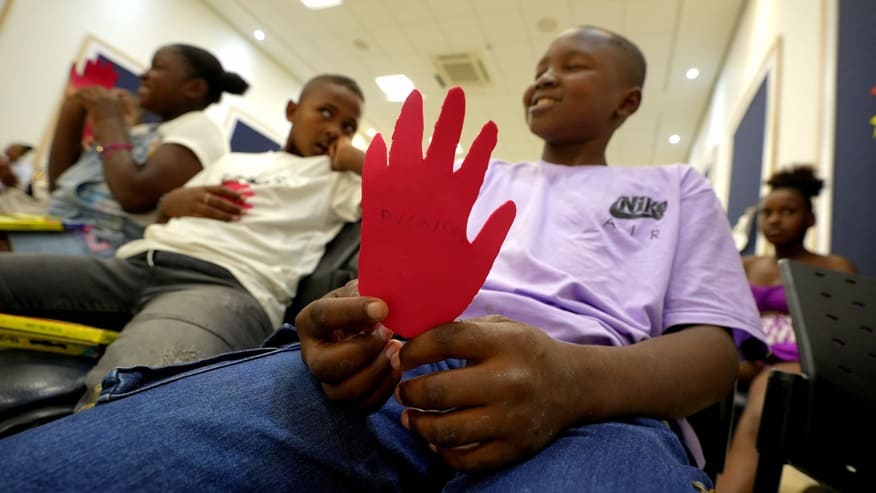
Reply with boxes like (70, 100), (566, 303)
(433, 53), (491, 88)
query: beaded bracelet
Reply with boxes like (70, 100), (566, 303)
(94, 142), (133, 159)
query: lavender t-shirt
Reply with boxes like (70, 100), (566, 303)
(461, 160), (764, 352)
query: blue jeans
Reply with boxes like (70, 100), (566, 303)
(0, 327), (712, 492)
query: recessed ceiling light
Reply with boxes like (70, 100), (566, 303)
(668, 134), (681, 144)
(365, 128), (377, 138)
(455, 144), (464, 155)
(375, 74), (415, 102)
(300, 0), (342, 10)
(253, 30), (265, 41)
(685, 68), (700, 80)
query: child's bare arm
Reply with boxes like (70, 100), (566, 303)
(47, 92), (88, 190)
(584, 324), (738, 419)
(328, 136), (364, 175)
(394, 319), (738, 472)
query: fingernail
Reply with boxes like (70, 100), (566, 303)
(383, 342), (399, 358)
(429, 443), (438, 453)
(400, 410), (410, 430)
(365, 301), (384, 320)
(377, 323), (393, 341)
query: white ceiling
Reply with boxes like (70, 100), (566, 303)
(204, 0), (746, 166)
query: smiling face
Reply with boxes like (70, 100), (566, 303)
(138, 47), (206, 119)
(284, 81), (362, 157)
(759, 188), (814, 247)
(522, 27), (642, 148)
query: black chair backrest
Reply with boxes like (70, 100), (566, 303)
(284, 220), (361, 323)
(686, 386), (736, 481)
(781, 259), (876, 408)
(754, 260), (876, 491)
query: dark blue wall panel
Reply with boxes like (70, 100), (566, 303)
(229, 120), (281, 154)
(832, 0), (876, 274)
(729, 78), (768, 256)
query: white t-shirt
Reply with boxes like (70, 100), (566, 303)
(126, 110), (229, 227)
(157, 110), (228, 172)
(116, 152), (362, 326)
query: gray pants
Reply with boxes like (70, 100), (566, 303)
(0, 251), (274, 390)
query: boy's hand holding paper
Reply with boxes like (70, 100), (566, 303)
(358, 88), (516, 338)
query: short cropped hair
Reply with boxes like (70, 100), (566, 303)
(300, 74), (365, 103)
(579, 25), (647, 88)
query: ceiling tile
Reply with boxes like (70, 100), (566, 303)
(345, 0), (397, 28)
(426, 0), (475, 19)
(436, 16), (487, 51)
(477, 10), (530, 45)
(368, 25), (417, 55)
(472, 0), (518, 16)
(381, 0), (435, 24)
(400, 21), (448, 53)
(570, 1), (624, 32)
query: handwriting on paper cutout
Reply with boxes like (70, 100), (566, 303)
(379, 209), (465, 237)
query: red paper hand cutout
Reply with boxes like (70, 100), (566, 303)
(69, 58), (121, 144)
(69, 58), (120, 89)
(358, 87), (517, 338)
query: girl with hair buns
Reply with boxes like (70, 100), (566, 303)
(1, 43), (248, 256)
(717, 165), (855, 493)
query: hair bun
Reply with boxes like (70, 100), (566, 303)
(766, 164), (824, 198)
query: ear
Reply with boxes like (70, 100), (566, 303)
(285, 99), (299, 123)
(615, 86), (642, 120)
(183, 78), (209, 102)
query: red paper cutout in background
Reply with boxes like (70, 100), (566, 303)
(69, 59), (121, 144)
(221, 180), (255, 209)
(69, 59), (120, 90)
(358, 87), (516, 338)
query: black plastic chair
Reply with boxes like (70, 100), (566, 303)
(753, 260), (876, 492)
(284, 220), (361, 323)
(687, 385), (737, 481)
(0, 221), (362, 437)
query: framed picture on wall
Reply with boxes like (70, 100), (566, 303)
(31, 34), (148, 176)
(75, 33), (147, 95)
(223, 107), (283, 154)
(0, 1), (13, 31)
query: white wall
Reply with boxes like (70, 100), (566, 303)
(0, 0), (302, 160)
(688, 0), (834, 252)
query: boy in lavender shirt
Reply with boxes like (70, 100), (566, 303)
(0, 26), (763, 492)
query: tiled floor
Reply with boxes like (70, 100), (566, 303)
(779, 466), (818, 493)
